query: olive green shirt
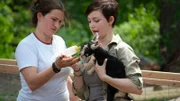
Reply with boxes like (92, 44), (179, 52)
(72, 34), (143, 101)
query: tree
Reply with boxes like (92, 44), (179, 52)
(114, 2), (160, 62)
(160, 0), (180, 72)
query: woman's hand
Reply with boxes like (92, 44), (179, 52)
(71, 55), (95, 71)
(71, 61), (81, 71)
(55, 55), (80, 69)
(94, 58), (108, 81)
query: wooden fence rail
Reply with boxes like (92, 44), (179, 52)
(1, 59), (180, 86)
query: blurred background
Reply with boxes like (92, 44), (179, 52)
(0, 0), (180, 101)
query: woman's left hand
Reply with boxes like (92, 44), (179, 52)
(56, 55), (79, 69)
(94, 58), (108, 81)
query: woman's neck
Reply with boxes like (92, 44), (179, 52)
(34, 29), (52, 45)
(98, 33), (113, 48)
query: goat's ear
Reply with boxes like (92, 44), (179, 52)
(83, 44), (88, 50)
(91, 44), (100, 50)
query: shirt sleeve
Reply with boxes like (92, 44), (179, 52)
(15, 42), (38, 71)
(116, 43), (143, 89)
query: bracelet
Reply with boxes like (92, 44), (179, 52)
(52, 62), (61, 73)
(74, 72), (82, 77)
(74, 67), (80, 72)
(72, 82), (78, 92)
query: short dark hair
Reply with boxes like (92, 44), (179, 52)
(86, 0), (119, 27)
(31, 0), (68, 27)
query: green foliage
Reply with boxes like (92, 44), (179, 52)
(0, 1), (33, 58)
(0, 93), (17, 101)
(0, 0), (161, 63)
(0, 3), (15, 58)
(57, 20), (90, 47)
(62, 1), (92, 38)
(114, 4), (160, 61)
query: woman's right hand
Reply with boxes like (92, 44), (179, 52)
(94, 58), (108, 81)
(72, 55), (96, 71)
(71, 60), (82, 72)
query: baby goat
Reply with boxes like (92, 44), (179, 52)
(79, 39), (132, 101)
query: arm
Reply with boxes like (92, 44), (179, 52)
(94, 59), (143, 95)
(21, 56), (79, 91)
(71, 64), (89, 100)
(71, 57), (96, 100)
(72, 56), (95, 91)
(67, 76), (81, 101)
(71, 63), (84, 91)
(21, 66), (55, 91)
(102, 75), (142, 95)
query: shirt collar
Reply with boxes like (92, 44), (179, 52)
(108, 34), (122, 45)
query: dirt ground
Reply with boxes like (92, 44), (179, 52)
(0, 72), (20, 98)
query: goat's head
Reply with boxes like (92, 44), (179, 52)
(79, 39), (100, 63)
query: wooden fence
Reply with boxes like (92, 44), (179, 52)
(0, 58), (180, 100)
(0, 58), (180, 86)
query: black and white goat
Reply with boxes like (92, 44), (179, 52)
(79, 37), (132, 101)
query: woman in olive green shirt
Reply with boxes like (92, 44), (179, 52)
(72, 0), (143, 101)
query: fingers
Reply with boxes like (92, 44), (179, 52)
(66, 56), (80, 66)
(95, 58), (107, 67)
(56, 55), (79, 68)
(103, 58), (107, 66)
(59, 55), (65, 60)
(89, 56), (96, 63)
